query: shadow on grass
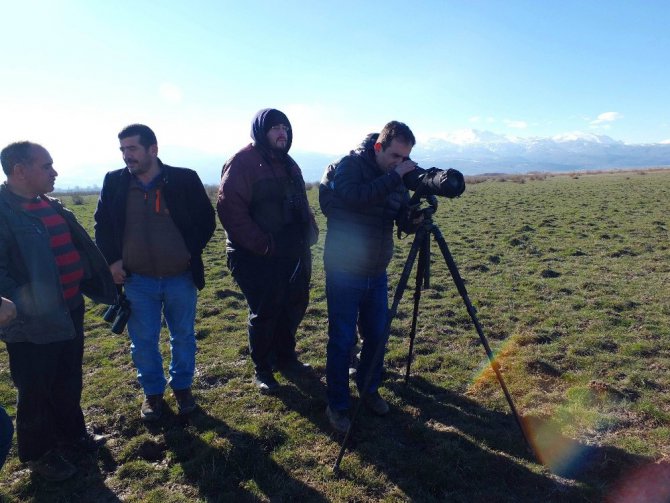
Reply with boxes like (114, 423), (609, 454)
(1, 445), (121, 503)
(269, 366), (565, 500)
(384, 374), (652, 501)
(158, 409), (329, 502)
(270, 367), (654, 501)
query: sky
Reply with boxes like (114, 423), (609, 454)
(2, 0), (669, 187)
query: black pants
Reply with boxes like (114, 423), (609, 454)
(228, 250), (311, 375)
(6, 303), (87, 462)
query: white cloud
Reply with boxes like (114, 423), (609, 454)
(505, 119), (528, 129)
(469, 116), (496, 124)
(282, 103), (372, 155)
(660, 139), (670, 144)
(159, 83), (183, 104)
(590, 111), (622, 125)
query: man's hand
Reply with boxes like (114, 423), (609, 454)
(0, 297), (17, 327)
(110, 260), (127, 285)
(394, 160), (417, 177)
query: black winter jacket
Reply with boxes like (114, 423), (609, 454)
(323, 143), (415, 276)
(94, 161), (216, 290)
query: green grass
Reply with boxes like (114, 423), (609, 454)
(1, 170), (669, 501)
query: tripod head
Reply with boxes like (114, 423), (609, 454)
(408, 192), (439, 225)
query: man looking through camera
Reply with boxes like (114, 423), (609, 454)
(321, 121), (422, 433)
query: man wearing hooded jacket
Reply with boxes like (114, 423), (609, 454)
(218, 109), (318, 394)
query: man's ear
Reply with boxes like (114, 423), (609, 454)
(12, 162), (26, 179)
(374, 142), (382, 153)
(149, 145), (158, 157)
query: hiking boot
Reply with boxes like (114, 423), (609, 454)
(276, 358), (312, 374)
(28, 450), (76, 482)
(364, 391), (390, 416)
(254, 373), (279, 394)
(173, 387), (197, 415)
(140, 394), (164, 422)
(326, 406), (351, 434)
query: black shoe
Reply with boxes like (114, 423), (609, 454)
(173, 387), (197, 415)
(277, 358), (312, 374)
(28, 450), (77, 482)
(141, 394), (164, 422)
(74, 432), (107, 452)
(254, 373), (279, 394)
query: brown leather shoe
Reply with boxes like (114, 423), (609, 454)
(173, 387), (197, 415)
(140, 394), (164, 422)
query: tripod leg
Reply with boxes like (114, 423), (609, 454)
(405, 232), (429, 384)
(430, 225), (537, 460)
(333, 225), (425, 475)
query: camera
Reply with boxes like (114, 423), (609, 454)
(104, 294), (131, 334)
(403, 167), (465, 198)
(282, 193), (309, 224)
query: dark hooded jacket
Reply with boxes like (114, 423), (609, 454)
(217, 109), (318, 258)
(322, 136), (416, 276)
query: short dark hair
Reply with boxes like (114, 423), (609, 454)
(118, 124), (157, 149)
(1, 141), (35, 176)
(377, 121), (416, 150)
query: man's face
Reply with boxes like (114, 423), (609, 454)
(120, 135), (156, 175)
(374, 139), (413, 172)
(22, 145), (57, 195)
(265, 124), (290, 151)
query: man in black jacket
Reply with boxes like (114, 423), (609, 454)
(321, 121), (419, 433)
(94, 124), (215, 421)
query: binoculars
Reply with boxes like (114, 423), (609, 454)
(103, 293), (131, 334)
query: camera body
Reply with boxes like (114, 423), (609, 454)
(403, 166), (465, 198)
(282, 192), (310, 224)
(104, 294), (131, 334)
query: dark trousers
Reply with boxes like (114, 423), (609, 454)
(0, 405), (13, 469)
(228, 250), (311, 375)
(6, 303), (87, 462)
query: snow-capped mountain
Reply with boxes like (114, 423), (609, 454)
(411, 130), (670, 174)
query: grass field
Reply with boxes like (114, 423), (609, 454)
(1, 170), (669, 502)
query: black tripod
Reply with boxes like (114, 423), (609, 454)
(333, 194), (536, 474)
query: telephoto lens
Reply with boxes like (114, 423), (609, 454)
(402, 167), (465, 198)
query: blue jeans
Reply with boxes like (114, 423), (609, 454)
(125, 272), (197, 395)
(0, 405), (13, 470)
(326, 270), (388, 411)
